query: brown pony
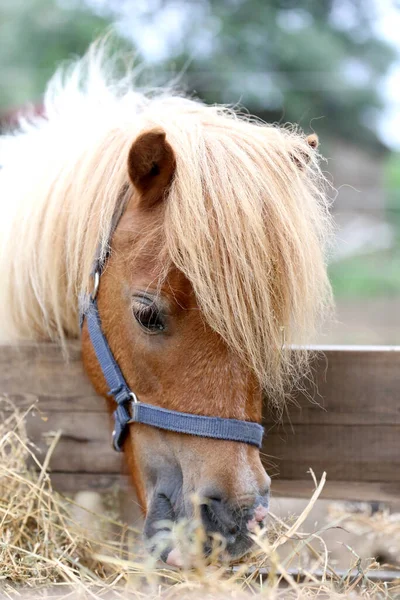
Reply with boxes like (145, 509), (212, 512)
(0, 43), (332, 564)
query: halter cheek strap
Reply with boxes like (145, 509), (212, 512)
(80, 227), (264, 452)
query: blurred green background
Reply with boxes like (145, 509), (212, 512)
(1, 0), (400, 343)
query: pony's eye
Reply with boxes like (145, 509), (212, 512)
(133, 298), (166, 334)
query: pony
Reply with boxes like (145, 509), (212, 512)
(0, 42), (333, 565)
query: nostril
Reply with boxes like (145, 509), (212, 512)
(200, 494), (239, 536)
(208, 495), (223, 504)
(199, 485), (224, 502)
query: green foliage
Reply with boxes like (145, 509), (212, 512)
(0, 0), (111, 110)
(331, 151), (400, 300)
(329, 248), (400, 298)
(385, 152), (400, 190)
(161, 0), (397, 147)
(384, 153), (400, 231)
(0, 0), (397, 149)
(1, 0), (399, 309)
(330, 147), (400, 299)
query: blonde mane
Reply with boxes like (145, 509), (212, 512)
(0, 42), (333, 402)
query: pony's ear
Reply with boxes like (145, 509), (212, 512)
(306, 133), (319, 150)
(128, 128), (176, 209)
(291, 133), (319, 170)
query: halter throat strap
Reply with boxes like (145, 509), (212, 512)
(81, 239), (264, 452)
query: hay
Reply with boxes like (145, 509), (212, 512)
(0, 398), (398, 599)
(328, 502), (400, 568)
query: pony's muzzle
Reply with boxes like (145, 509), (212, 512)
(144, 483), (271, 566)
(196, 487), (271, 559)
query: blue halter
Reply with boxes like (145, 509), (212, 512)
(80, 233), (264, 452)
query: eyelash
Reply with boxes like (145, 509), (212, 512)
(133, 300), (166, 333)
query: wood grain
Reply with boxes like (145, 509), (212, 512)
(1, 342), (399, 501)
(48, 474), (400, 505)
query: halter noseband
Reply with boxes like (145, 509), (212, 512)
(80, 226), (264, 452)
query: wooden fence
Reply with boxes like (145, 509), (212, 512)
(1, 342), (399, 503)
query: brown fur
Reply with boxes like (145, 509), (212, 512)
(0, 47), (332, 520)
(82, 131), (268, 512)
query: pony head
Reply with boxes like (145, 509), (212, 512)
(0, 45), (333, 563)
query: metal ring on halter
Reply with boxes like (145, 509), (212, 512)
(91, 270), (100, 301)
(130, 392), (139, 404)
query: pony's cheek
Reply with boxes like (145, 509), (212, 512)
(128, 425), (180, 499)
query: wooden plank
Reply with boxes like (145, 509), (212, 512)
(266, 425), (400, 481)
(3, 343), (399, 421)
(21, 409), (400, 481)
(1, 342), (400, 500)
(22, 411), (122, 473)
(0, 342), (101, 411)
(50, 472), (131, 494)
(276, 346), (400, 426)
(271, 480), (400, 504)
(50, 474), (400, 506)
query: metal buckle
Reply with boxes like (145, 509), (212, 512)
(128, 392), (140, 424)
(112, 398), (133, 451)
(90, 270), (100, 301)
(129, 392), (139, 404)
(112, 393), (140, 443)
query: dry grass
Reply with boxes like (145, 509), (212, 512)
(1, 398), (399, 599)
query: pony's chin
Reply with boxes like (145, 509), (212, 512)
(157, 534), (255, 569)
(224, 538), (255, 562)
